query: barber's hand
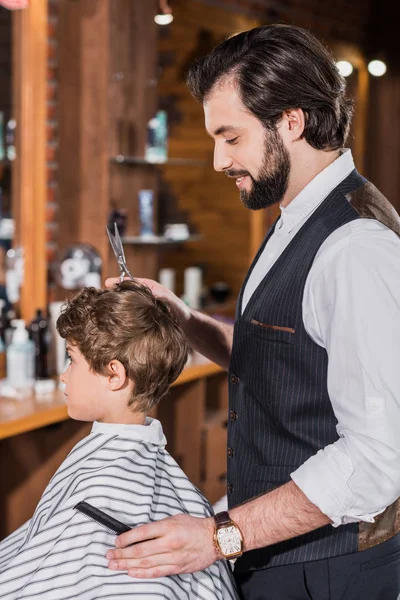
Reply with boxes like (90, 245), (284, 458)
(106, 514), (219, 578)
(0, 0), (29, 9)
(105, 276), (191, 326)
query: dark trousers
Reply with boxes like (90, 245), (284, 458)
(234, 533), (400, 600)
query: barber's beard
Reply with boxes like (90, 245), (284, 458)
(232, 128), (291, 211)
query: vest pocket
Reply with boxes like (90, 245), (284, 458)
(248, 319), (296, 345)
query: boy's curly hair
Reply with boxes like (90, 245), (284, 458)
(56, 280), (189, 413)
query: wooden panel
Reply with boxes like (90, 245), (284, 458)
(157, 379), (206, 486)
(0, 419), (91, 539)
(58, 0), (160, 283)
(366, 74), (400, 212)
(58, 0), (110, 282)
(200, 409), (228, 505)
(13, 1), (47, 320)
(205, 371), (229, 412)
(201, 409), (228, 481)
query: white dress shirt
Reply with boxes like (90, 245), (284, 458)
(242, 149), (400, 527)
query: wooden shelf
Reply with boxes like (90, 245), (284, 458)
(110, 155), (207, 166)
(121, 234), (202, 245)
(0, 353), (224, 441)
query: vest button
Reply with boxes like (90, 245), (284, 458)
(228, 447), (234, 457)
(227, 482), (234, 494)
(229, 410), (237, 421)
(230, 374), (239, 384)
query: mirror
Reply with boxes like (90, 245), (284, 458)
(0, 6), (15, 310)
(0, 1), (47, 320)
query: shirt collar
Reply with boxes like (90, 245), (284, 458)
(91, 417), (167, 447)
(278, 149), (355, 233)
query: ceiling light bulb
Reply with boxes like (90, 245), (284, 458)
(154, 13), (173, 25)
(368, 60), (387, 77)
(336, 60), (354, 78)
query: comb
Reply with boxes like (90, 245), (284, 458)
(74, 500), (131, 535)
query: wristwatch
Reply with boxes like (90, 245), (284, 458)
(213, 511), (244, 561)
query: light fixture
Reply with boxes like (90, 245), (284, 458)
(368, 60), (387, 77)
(336, 60), (354, 78)
(155, 0), (173, 25)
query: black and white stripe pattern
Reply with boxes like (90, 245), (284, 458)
(0, 419), (238, 599)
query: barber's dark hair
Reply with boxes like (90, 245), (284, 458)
(186, 24), (353, 151)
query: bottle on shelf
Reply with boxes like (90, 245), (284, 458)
(6, 319), (35, 392)
(138, 189), (155, 238)
(0, 111), (5, 162)
(28, 309), (49, 379)
(144, 110), (168, 163)
(0, 300), (13, 347)
(0, 299), (7, 379)
(0, 333), (5, 380)
(5, 118), (16, 161)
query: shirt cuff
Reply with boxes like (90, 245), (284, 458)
(290, 444), (365, 527)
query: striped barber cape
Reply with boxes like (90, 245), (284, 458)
(0, 418), (238, 600)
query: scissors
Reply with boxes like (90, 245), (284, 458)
(106, 222), (134, 282)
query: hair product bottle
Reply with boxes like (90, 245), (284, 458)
(28, 309), (49, 379)
(144, 110), (168, 163)
(7, 319), (35, 391)
(138, 190), (155, 237)
(0, 333), (6, 380)
(0, 111), (5, 162)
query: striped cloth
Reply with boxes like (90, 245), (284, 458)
(0, 418), (238, 599)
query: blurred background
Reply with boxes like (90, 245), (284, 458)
(0, 0), (398, 537)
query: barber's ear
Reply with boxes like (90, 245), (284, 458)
(280, 108), (306, 141)
(106, 360), (128, 391)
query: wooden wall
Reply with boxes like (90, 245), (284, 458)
(366, 75), (400, 213)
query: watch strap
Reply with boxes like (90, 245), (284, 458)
(214, 511), (232, 527)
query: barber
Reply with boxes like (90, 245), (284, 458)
(106, 24), (400, 600)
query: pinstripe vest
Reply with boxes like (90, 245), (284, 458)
(228, 169), (400, 572)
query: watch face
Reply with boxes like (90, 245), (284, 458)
(217, 525), (242, 555)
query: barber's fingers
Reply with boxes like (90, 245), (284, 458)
(108, 550), (179, 573)
(107, 536), (167, 563)
(125, 564), (181, 579)
(105, 277), (124, 288)
(111, 555), (180, 579)
(104, 277), (157, 290)
(112, 520), (168, 551)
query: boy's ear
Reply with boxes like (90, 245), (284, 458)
(106, 359), (128, 391)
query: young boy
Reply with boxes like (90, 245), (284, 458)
(0, 281), (237, 600)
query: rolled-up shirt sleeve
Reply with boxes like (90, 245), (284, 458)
(291, 220), (400, 527)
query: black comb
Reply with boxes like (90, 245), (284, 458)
(74, 500), (131, 535)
